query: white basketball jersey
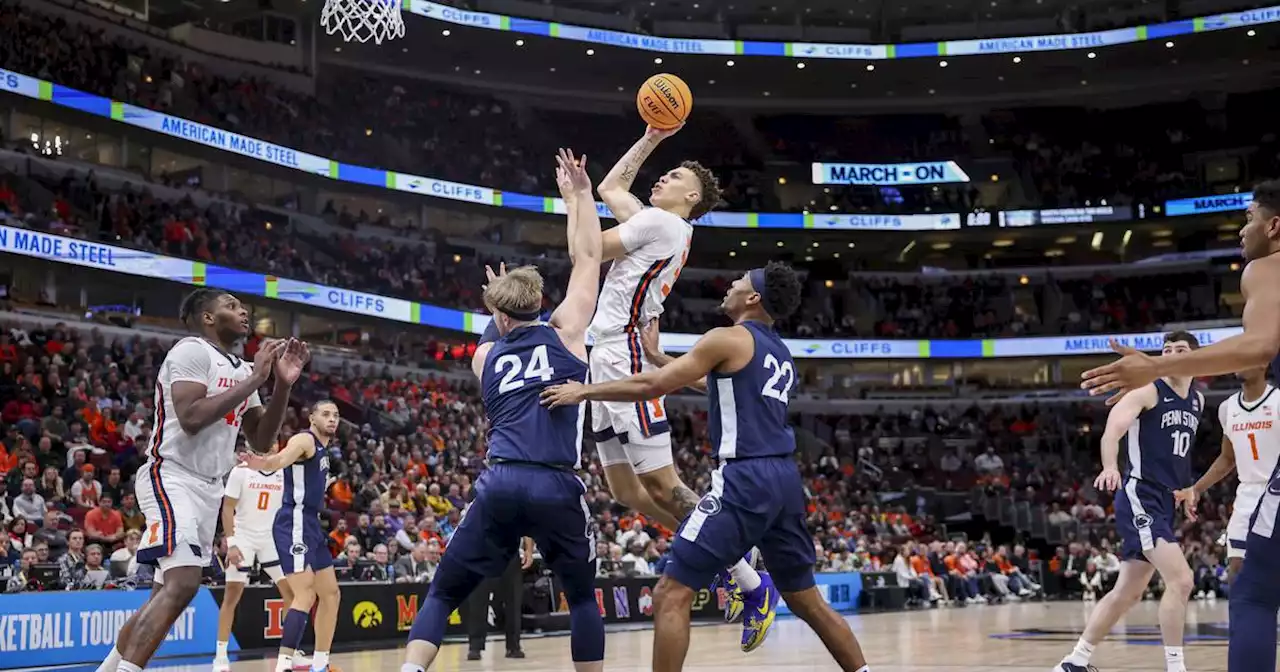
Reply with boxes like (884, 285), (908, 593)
(588, 207), (692, 339)
(1220, 385), (1280, 484)
(147, 337), (262, 480)
(224, 466), (283, 539)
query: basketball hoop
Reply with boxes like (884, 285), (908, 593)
(322, 0), (405, 44)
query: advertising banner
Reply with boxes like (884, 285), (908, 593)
(0, 587), (228, 669)
(811, 161), (969, 186)
(1164, 192), (1252, 217)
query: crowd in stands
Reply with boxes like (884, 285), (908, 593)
(0, 309), (1232, 610)
(2, 0), (1278, 220)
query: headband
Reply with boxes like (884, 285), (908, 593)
(749, 268), (768, 309)
(501, 308), (542, 321)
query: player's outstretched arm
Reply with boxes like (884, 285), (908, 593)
(638, 319), (707, 394)
(549, 149), (602, 352)
(597, 125), (680, 224)
(541, 327), (739, 408)
(171, 339), (284, 436)
(239, 433), (312, 473)
(1083, 260), (1280, 402)
(1094, 383), (1156, 492)
(241, 339), (309, 452)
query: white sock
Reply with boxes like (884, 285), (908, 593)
(312, 651), (329, 670)
(401, 665), (426, 672)
(728, 559), (762, 592)
(1064, 638), (1094, 665)
(855, 667), (870, 672)
(276, 654), (294, 672)
(96, 646), (123, 672)
(1165, 646), (1185, 672)
(216, 641), (229, 660)
(116, 663), (142, 672)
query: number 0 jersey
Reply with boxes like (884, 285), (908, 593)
(1122, 379), (1203, 491)
(1220, 385), (1280, 485)
(224, 467), (284, 540)
(481, 324), (588, 468)
(148, 337), (262, 480)
(707, 321), (797, 461)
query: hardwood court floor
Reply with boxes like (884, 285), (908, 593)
(108, 600), (1239, 671)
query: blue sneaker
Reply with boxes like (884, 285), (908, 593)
(740, 571), (779, 652)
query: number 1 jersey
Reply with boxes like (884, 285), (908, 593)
(1122, 379), (1203, 491)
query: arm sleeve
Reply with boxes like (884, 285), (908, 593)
(167, 340), (213, 385)
(616, 209), (667, 253)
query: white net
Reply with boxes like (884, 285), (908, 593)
(321, 0), (405, 44)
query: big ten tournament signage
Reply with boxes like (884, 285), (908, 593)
(0, 587), (226, 669)
(544, 576), (727, 626)
(223, 583), (469, 650)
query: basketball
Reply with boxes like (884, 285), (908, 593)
(637, 73), (692, 130)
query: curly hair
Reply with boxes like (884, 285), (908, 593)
(178, 288), (226, 328)
(681, 160), (723, 220)
(761, 261), (802, 320)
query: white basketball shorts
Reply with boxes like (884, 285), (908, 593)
(1228, 482), (1265, 559)
(135, 458), (220, 579)
(589, 334), (673, 475)
(225, 532), (284, 583)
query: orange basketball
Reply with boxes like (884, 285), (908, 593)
(637, 73), (692, 130)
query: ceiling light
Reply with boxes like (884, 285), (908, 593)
(1055, 235), (1077, 244)
(931, 242), (951, 250)
(1165, 41), (1174, 47)
(866, 64), (875, 71)
(442, 29), (450, 36)
(1012, 56), (1021, 63)
(1044, 248), (1065, 257)
(992, 239), (1014, 248)
(726, 60), (735, 66)
(1087, 52), (1096, 59)
(1248, 29), (1257, 37)
(516, 39), (524, 46)
(797, 62), (806, 69)
(939, 60), (948, 67)
(1151, 229), (1173, 238)
(587, 49), (595, 56)
(654, 57), (663, 64)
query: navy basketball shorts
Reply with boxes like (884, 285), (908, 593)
(1113, 478), (1178, 561)
(665, 456), (817, 593)
(440, 464), (595, 575)
(274, 508), (334, 575)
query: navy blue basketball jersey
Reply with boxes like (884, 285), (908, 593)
(707, 321), (796, 460)
(1122, 379), (1203, 490)
(481, 323), (588, 468)
(282, 431), (329, 513)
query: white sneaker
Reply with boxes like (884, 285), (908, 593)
(292, 652), (313, 669)
(212, 658), (232, 672)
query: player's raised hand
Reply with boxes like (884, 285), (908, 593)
(540, 381), (587, 409)
(1081, 340), (1160, 406)
(483, 262), (507, 292)
(555, 149), (591, 198)
(645, 122), (684, 141)
(1173, 487), (1199, 522)
(252, 338), (287, 377)
(274, 338), (309, 386)
(1093, 467), (1122, 493)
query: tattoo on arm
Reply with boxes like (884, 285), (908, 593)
(671, 485), (701, 518)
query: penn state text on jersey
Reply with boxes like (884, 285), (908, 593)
(481, 323), (588, 468)
(1122, 379), (1203, 491)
